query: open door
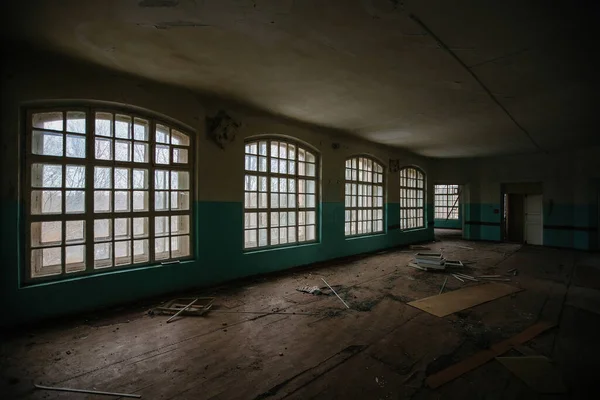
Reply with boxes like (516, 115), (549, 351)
(524, 194), (543, 245)
(506, 193), (524, 242)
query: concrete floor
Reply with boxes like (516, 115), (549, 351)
(2, 236), (600, 399)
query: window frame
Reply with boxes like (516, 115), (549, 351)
(399, 166), (426, 230)
(344, 155), (385, 238)
(434, 184), (460, 220)
(21, 104), (195, 285)
(243, 136), (320, 251)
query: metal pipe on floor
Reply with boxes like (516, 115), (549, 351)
(35, 384), (141, 398)
(321, 278), (350, 309)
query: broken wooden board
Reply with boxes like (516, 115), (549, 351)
(496, 356), (567, 393)
(426, 321), (555, 389)
(154, 297), (215, 316)
(407, 283), (522, 317)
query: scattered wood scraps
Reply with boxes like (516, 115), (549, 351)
(426, 321), (556, 388)
(407, 283), (522, 317)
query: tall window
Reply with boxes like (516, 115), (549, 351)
(244, 138), (318, 249)
(399, 167), (425, 230)
(344, 156), (384, 236)
(25, 107), (193, 282)
(434, 184), (459, 220)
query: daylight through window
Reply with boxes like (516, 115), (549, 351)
(25, 107), (193, 281)
(244, 138), (318, 249)
(399, 167), (425, 230)
(434, 184), (459, 220)
(344, 156), (384, 236)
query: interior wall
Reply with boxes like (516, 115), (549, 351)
(0, 48), (434, 326)
(432, 149), (600, 250)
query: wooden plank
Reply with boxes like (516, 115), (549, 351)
(426, 321), (555, 389)
(408, 283), (522, 317)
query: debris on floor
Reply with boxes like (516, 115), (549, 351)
(410, 244), (431, 250)
(496, 355), (567, 393)
(439, 277), (448, 295)
(453, 244), (474, 250)
(408, 282), (522, 317)
(425, 321), (556, 388)
(296, 285), (323, 295)
(152, 297), (215, 319)
(35, 384), (141, 398)
(321, 277), (350, 309)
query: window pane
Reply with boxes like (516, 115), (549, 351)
(32, 164), (62, 188)
(155, 145), (170, 164)
(115, 114), (132, 139)
(95, 138), (112, 160)
(95, 112), (113, 137)
(31, 221), (62, 247)
(171, 130), (189, 146)
(115, 140), (132, 162)
(66, 245), (86, 273)
(33, 112), (63, 131)
(134, 118), (149, 141)
(66, 190), (85, 213)
(66, 111), (86, 134)
(66, 220), (85, 244)
(32, 131), (63, 156)
(66, 135), (86, 158)
(31, 247), (62, 277)
(31, 190), (62, 214)
(133, 142), (148, 163)
(155, 237), (170, 260)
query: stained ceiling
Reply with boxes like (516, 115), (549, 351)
(2, 0), (599, 157)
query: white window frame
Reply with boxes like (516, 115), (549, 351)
(399, 166), (426, 230)
(434, 184), (459, 220)
(344, 156), (385, 237)
(23, 105), (194, 284)
(243, 137), (319, 250)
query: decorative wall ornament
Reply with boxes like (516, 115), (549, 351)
(207, 110), (241, 149)
(389, 159), (400, 173)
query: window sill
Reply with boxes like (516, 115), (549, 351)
(243, 241), (319, 255)
(345, 232), (387, 241)
(400, 227), (428, 233)
(20, 259), (196, 289)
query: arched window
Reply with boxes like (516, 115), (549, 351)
(25, 107), (193, 282)
(244, 138), (318, 249)
(344, 156), (384, 236)
(399, 167), (425, 230)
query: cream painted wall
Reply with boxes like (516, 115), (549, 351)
(1, 49), (432, 208)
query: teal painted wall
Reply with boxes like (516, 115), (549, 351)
(463, 203), (502, 242)
(433, 218), (461, 229)
(461, 202), (597, 249)
(1, 201), (433, 326)
(544, 203), (597, 250)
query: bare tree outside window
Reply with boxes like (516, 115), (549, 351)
(25, 108), (193, 282)
(399, 167), (426, 230)
(344, 156), (385, 236)
(243, 138), (318, 249)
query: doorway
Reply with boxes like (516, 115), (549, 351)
(502, 183), (544, 245)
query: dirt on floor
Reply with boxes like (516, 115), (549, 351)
(1, 231), (600, 399)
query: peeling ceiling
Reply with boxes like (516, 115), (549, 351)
(2, 0), (599, 157)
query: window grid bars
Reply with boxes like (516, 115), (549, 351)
(243, 138), (318, 250)
(344, 156), (385, 237)
(434, 184), (459, 220)
(23, 107), (193, 283)
(399, 167), (425, 230)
